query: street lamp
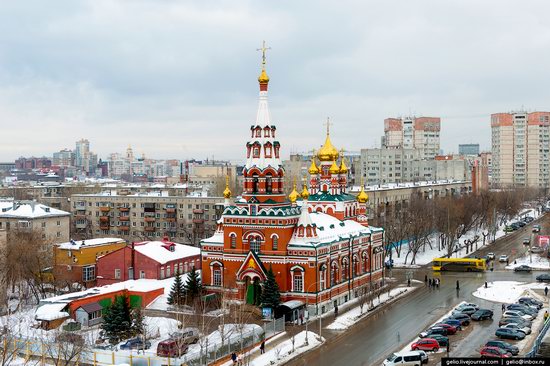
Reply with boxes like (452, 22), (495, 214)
(304, 280), (322, 346)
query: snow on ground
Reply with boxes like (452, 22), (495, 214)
(506, 252), (550, 270)
(247, 331), (323, 366)
(392, 208), (543, 267)
(472, 281), (546, 304)
(326, 287), (413, 330)
(146, 272), (197, 311)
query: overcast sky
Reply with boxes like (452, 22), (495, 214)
(1, 0), (550, 162)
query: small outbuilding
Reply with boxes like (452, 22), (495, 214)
(75, 302), (103, 327)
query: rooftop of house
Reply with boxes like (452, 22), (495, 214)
(57, 237), (125, 250)
(132, 240), (200, 264)
(0, 200), (70, 219)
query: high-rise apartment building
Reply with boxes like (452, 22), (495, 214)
(491, 111), (550, 187)
(75, 139), (97, 175)
(384, 116), (441, 159)
(52, 149), (75, 167)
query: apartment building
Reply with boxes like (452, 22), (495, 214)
(71, 191), (224, 246)
(384, 116), (441, 159)
(491, 111), (550, 187)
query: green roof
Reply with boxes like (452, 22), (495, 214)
(307, 191), (357, 202)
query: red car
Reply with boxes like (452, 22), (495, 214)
(434, 323), (458, 335)
(411, 338), (440, 352)
(480, 346), (511, 358)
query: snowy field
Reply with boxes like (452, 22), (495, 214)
(472, 281), (546, 304)
(392, 208), (542, 268)
(247, 331), (323, 366)
(326, 286), (413, 330)
(505, 253), (550, 270)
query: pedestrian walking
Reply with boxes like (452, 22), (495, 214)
(334, 305), (339, 317)
(429, 278), (432, 287)
(456, 280), (460, 290)
(436, 278), (440, 288)
(300, 313), (304, 325)
(237, 354), (243, 366)
(545, 287), (549, 296)
(545, 311), (549, 322)
(407, 278), (411, 287)
(231, 352), (237, 364)
(424, 274), (428, 284)
(501, 303), (506, 312)
(260, 340), (265, 354)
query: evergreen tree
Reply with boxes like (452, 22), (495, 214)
(260, 266), (281, 309)
(131, 307), (145, 337)
(184, 266), (202, 302)
(167, 271), (185, 306)
(101, 295), (132, 344)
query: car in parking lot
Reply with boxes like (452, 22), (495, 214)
(384, 351), (427, 366)
(449, 313), (471, 326)
(523, 216), (534, 223)
(485, 340), (519, 356)
(501, 323), (531, 335)
(536, 273), (550, 282)
(456, 303), (478, 311)
(531, 246), (544, 254)
(487, 252), (495, 260)
(499, 255), (509, 262)
(507, 303), (538, 316)
(499, 316), (532, 328)
(519, 297), (543, 309)
(441, 318), (463, 330)
(480, 346), (511, 358)
(471, 309), (493, 321)
(411, 338), (440, 352)
(514, 265), (532, 272)
(419, 326), (448, 338)
(429, 334), (449, 347)
(452, 306), (477, 316)
(533, 224), (541, 233)
(434, 323), (458, 334)
(495, 327), (526, 340)
(516, 221), (526, 227)
(119, 338), (152, 350)
(504, 225), (515, 232)
(502, 310), (534, 321)
(522, 237), (531, 245)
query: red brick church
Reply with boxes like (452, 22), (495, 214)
(200, 46), (385, 317)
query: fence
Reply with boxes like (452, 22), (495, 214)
(527, 317), (550, 357)
(5, 317), (285, 366)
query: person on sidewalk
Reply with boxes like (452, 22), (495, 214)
(429, 278), (432, 287)
(334, 305), (339, 317)
(407, 278), (411, 287)
(501, 303), (506, 312)
(424, 274), (428, 284)
(260, 340), (265, 354)
(545, 311), (549, 322)
(545, 287), (549, 296)
(231, 352), (237, 364)
(300, 313), (304, 325)
(456, 280), (460, 290)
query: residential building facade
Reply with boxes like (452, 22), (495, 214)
(384, 116), (441, 159)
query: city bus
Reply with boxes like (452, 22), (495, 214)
(432, 258), (487, 272)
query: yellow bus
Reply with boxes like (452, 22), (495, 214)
(432, 257), (487, 272)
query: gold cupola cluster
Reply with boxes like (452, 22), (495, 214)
(357, 178), (369, 203)
(317, 129), (340, 162)
(288, 181), (300, 203)
(223, 176), (232, 199)
(309, 124), (349, 175)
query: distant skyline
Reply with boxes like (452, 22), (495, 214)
(2, 1), (550, 161)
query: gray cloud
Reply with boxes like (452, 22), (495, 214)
(1, 0), (550, 161)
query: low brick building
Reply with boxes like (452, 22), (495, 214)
(96, 239), (200, 286)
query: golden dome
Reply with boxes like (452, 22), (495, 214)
(289, 182), (299, 203)
(317, 133), (339, 162)
(357, 186), (369, 203)
(308, 158), (319, 174)
(223, 176), (231, 199)
(258, 68), (270, 84)
(301, 183), (310, 200)
(339, 156), (348, 174)
(329, 159), (340, 174)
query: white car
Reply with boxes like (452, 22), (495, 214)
(499, 255), (509, 262)
(487, 253), (495, 260)
(501, 323), (531, 335)
(503, 310), (534, 321)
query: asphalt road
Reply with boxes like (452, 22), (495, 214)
(285, 214), (550, 366)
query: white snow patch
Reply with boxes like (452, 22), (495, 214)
(247, 331), (323, 366)
(505, 253), (550, 270)
(472, 281), (546, 304)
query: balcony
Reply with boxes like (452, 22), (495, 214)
(193, 209), (204, 214)
(119, 225), (130, 231)
(75, 222), (87, 229)
(144, 217), (155, 223)
(99, 216), (110, 222)
(74, 214), (87, 220)
(119, 216), (130, 222)
(99, 224), (110, 230)
(100, 206), (111, 212)
(144, 226), (155, 232)
(193, 218), (204, 224)
(166, 217), (176, 222)
(165, 208), (176, 214)
(119, 207), (130, 212)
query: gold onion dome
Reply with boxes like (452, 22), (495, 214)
(357, 186), (369, 203)
(258, 68), (270, 84)
(301, 183), (310, 200)
(329, 159), (340, 174)
(289, 183), (300, 203)
(317, 133), (339, 162)
(223, 176), (231, 199)
(308, 158), (319, 174)
(339, 157), (348, 174)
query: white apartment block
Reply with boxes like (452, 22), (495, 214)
(491, 111), (550, 187)
(384, 116), (441, 160)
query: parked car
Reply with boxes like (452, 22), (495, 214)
(507, 303), (538, 316)
(411, 338), (440, 352)
(486, 340), (519, 356)
(499, 255), (509, 262)
(429, 334), (449, 347)
(514, 265), (532, 272)
(531, 246), (544, 254)
(456, 303), (478, 311)
(452, 306), (477, 316)
(523, 216), (534, 223)
(433, 323), (457, 334)
(504, 226), (515, 232)
(536, 273), (550, 282)
(499, 316), (532, 328)
(487, 252), (496, 260)
(449, 313), (471, 326)
(502, 310), (534, 321)
(533, 224), (541, 233)
(516, 221), (526, 227)
(419, 326), (448, 338)
(518, 297), (543, 309)
(157, 339), (189, 357)
(495, 327), (526, 340)
(119, 338), (152, 350)
(441, 318), (463, 330)
(471, 309), (493, 321)
(480, 346), (511, 358)
(169, 328), (200, 344)
(501, 323), (531, 335)
(384, 351), (426, 366)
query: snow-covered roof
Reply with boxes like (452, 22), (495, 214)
(34, 303), (69, 321)
(0, 200), (70, 219)
(134, 241), (200, 264)
(348, 180), (468, 193)
(57, 237), (125, 250)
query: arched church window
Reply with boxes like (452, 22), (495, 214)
(266, 174), (273, 193)
(252, 175), (259, 194)
(230, 233), (236, 249)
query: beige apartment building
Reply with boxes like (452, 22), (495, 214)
(384, 116), (441, 159)
(491, 111), (550, 187)
(71, 191), (224, 246)
(0, 200), (70, 244)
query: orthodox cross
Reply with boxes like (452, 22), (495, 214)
(257, 40), (271, 66)
(324, 117), (333, 135)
